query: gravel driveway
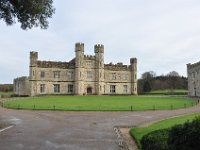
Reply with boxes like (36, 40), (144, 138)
(0, 105), (200, 150)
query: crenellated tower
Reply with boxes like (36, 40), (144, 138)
(95, 44), (105, 95)
(130, 58), (137, 95)
(75, 43), (85, 95)
(29, 51), (38, 96)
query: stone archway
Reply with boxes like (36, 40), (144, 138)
(87, 87), (92, 95)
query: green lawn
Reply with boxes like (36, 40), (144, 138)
(3, 95), (196, 111)
(130, 112), (200, 148)
(0, 91), (14, 98)
(149, 89), (188, 94)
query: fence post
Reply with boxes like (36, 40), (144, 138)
(171, 105), (173, 110)
(53, 105), (55, 110)
(131, 105), (133, 111)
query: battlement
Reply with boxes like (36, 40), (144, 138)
(14, 76), (29, 82)
(30, 51), (38, 58)
(75, 42), (84, 52)
(130, 58), (137, 64)
(95, 44), (104, 48)
(94, 44), (104, 53)
(37, 60), (75, 69)
(187, 61), (200, 69)
(104, 63), (130, 71)
(84, 55), (95, 60)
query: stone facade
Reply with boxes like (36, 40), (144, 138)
(187, 61), (200, 97)
(14, 43), (137, 96)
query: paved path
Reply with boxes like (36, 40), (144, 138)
(0, 104), (200, 150)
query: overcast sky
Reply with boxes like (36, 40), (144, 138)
(1, 0), (200, 84)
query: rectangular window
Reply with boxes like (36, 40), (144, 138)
(87, 71), (93, 79)
(87, 61), (92, 67)
(54, 84), (60, 93)
(67, 71), (73, 80)
(124, 74), (128, 80)
(123, 85), (128, 94)
(112, 73), (116, 80)
(53, 71), (60, 78)
(68, 84), (73, 93)
(110, 85), (116, 94)
(40, 84), (45, 93)
(40, 71), (45, 78)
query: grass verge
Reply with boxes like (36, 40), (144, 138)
(3, 95), (196, 111)
(130, 112), (200, 149)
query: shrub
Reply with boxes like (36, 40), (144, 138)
(141, 129), (169, 150)
(1, 94), (11, 98)
(168, 116), (200, 150)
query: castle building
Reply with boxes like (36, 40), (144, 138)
(187, 61), (200, 97)
(14, 43), (137, 96)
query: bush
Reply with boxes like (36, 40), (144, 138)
(140, 116), (200, 150)
(141, 129), (169, 150)
(1, 94), (11, 98)
(168, 116), (200, 150)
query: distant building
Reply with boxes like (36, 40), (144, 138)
(187, 61), (200, 97)
(14, 43), (137, 96)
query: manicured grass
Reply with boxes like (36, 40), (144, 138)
(130, 112), (200, 148)
(149, 89), (188, 94)
(3, 95), (196, 111)
(0, 91), (14, 98)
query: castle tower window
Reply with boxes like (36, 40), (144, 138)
(53, 71), (60, 78)
(54, 84), (60, 93)
(87, 71), (93, 79)
(67, 71), (73, 80)
(68, 84), (73, 93)
(110, 85), (116, 94)
(124, 74), (128, 80)
(112, 73), (116, 80)
(123, 85), (128, 94)
(40, 71), (45, 78)
(40, 84), (45, 93)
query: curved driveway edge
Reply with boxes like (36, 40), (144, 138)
(0, 104), (200, 150)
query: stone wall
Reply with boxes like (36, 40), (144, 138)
(14, 43), (137, 96)
(14, 77), (30, 96)
(187, 62), (200, 97)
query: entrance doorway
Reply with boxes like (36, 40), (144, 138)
(87, 87), (92, 95)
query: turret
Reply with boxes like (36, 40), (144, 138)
(75, 42), (85, 95)
(94, 44), (104, 95)
(30, 51), (38, 67)
(130, 58), (137, 95)
(75, 42), (84, 68)
(29, 51), (38, 96)
(94, 44), (104, 68)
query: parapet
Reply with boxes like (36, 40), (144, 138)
(37, 60), (75, 69)
(14, 76), (29, 82)
(84, 55), (95, 60)
(187, 61), (200, 69)
(30, 51), (38, 59)
(104, 63), (130, 71)
(94, 44), (104, 53)
(130, 58), (137, 64)
(75, 42), (84, 52)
